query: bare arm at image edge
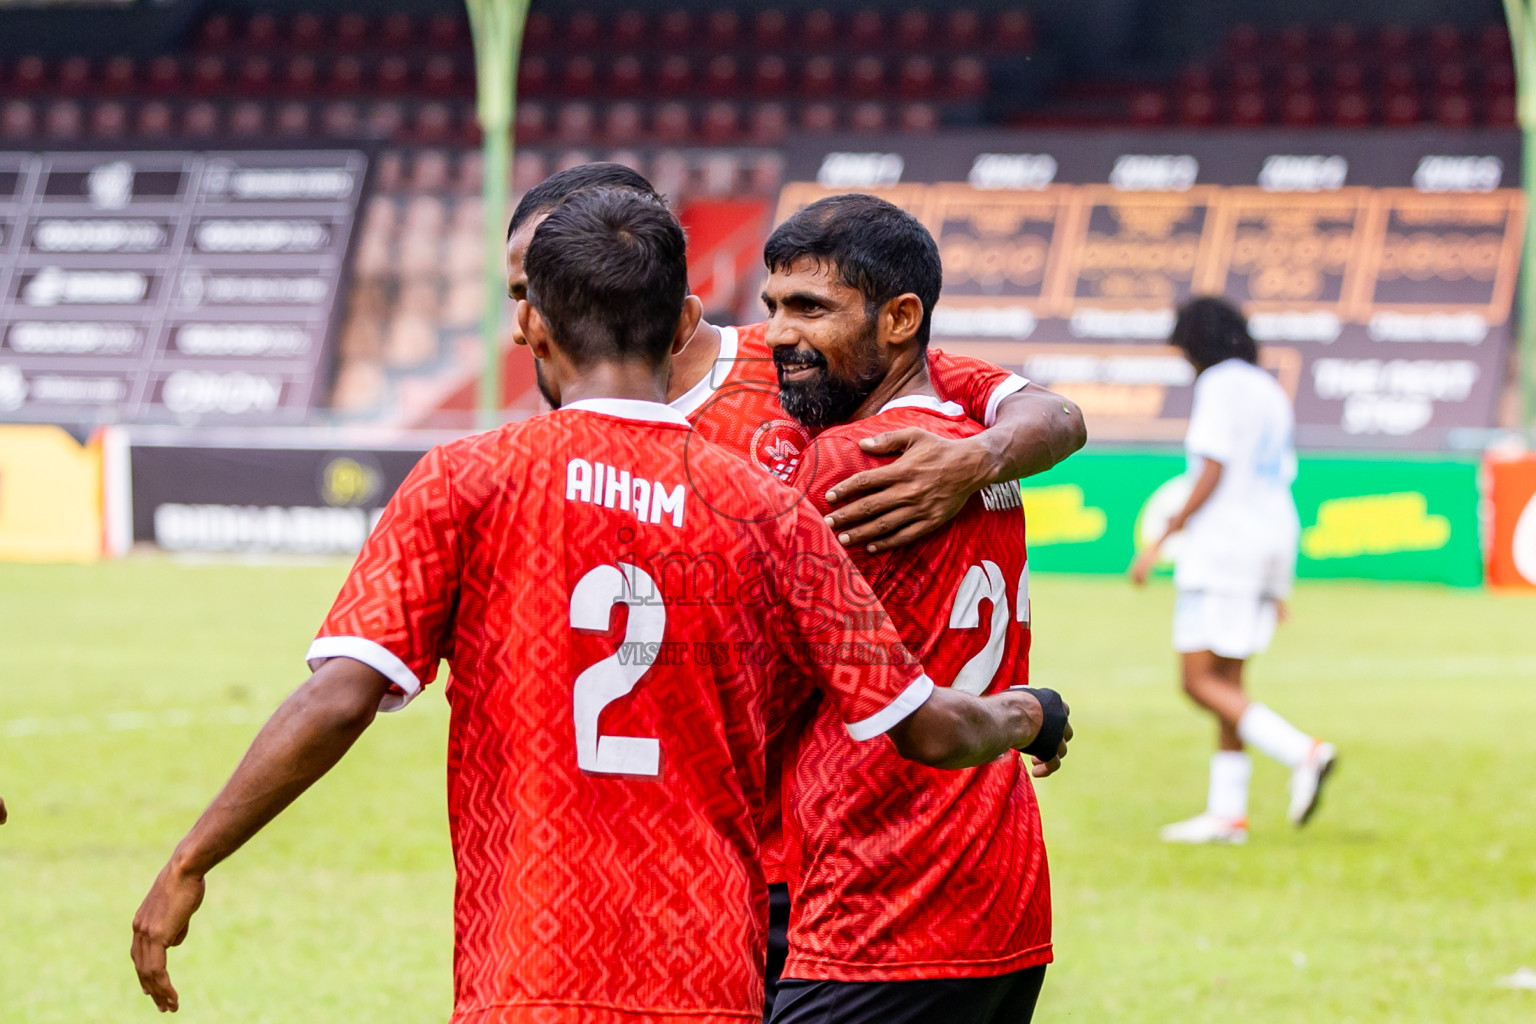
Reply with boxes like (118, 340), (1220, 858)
(130, 657), (393, 1013)
(823, 383), (1088, 553)
(889, 685), (1071, 774)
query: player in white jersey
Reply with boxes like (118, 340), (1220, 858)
(1132, 297), (1337, 844)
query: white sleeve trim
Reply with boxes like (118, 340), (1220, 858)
(983, 374), (1030, 428)
(845, 674), (936, 742)
(306, 635), (423, 713)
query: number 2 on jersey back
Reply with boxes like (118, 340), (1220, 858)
(570, 562), (665, 776)
(947, 560), (1029, 695)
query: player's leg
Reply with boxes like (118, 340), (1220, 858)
(763, 882), (791, 1022)
(1161, 646), (1251, 844)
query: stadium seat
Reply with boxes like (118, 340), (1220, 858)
(90, 100), (128, 138)
(284, 55), (318, 95)
(612, 10), (647, 49)
(524, 12), (555, 51)
(103, 56), (136, 92)
(513, 150), (548, 193)
(43, 101), (80, 139)
(1485, 62), (1516, 95)
(1277, 25), (1310, 62)
(1479, 25), (1513, 61)
(1225, 23), (1260, 61)
(899, 101), (939, 132)
(1177, 90), (1216, 126)
(182, 101), (220, 136)
(1383, 91), (1420, 126)
(276, 102), (313, 136)
(993, 11), (1035, 53)
(380, 12), (415, 49)
(336, 13), (370, 50)
(1280, 90), (1319, 126)
(702, 101), (740, 143)
(1129, 90), (1167, 126)
(896, 9), (932, 48)
(803, 56), (839, 97)
(1434, 63), (1468, 94)
(804, 9), (838, 48)
(748, 151), (785, 194)
(246, 13), (280, 48)
(753, 55), (789, 96)
(291, 13), (324, 49)
(555, 101), (596, 144)
(1230, 90), (1267, 126)
(57, 56), (92, 95)
(415, 103), (455, 144)
(1324, 22), (1361, 60)
(608, 55), (645, 97)
(1178, 64), (1213, 93)
(658, 56), (693, 95)
(562, 56), (598, 97)
(1333, 62), (1365, 92)
(228, 101), (267, 136)
(800, 101), (839, 133)
(749, 102), (789, 143)
(191, 56), (226, 96)
(136, 100), (174, 136)
(1433, 93), (1473, 128)
(366, 101), (406, 139)
(850, 10), (885, 49)
(422, 56), (460, 96)
(1280, 64), (1311, 93)
(1230, 63), (1263, 93)
(752, 9), (790, 48)
(1381, 63), (1416, 94)
(899, 56), (937, 99)
(850, 57), (886, 99)
(515, 101), (548, 143)
(1428, 24), (1463, 60)
(377, 55), (412, 94)
(1488, 93), (1516, 126)
(706, 10), (741, 49)
(565, 10), (602, 50)
(331, 56), (365, 95)
(945, 9), (982, 50)
(946, 57), (987, 101)
(518, 56), (550, 97)
(1330, 91), (1371, 127)
(604, 101), (645, 144)
(705, 56), (740, 97)
(198, 13), (236, 49)
(238, 56), (274, 94)
(0, 100), (35, 140)
(1378, 24), (1413, 61)
(653, 101), (692, 143)
(321, 101), (361, 136)
(11, 55), (46, 94)
(849, 101), (888, 133)
(427, 14), (466, 49)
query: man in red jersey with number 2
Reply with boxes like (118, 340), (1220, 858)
(503, 165), (1086, 1016)
(764, 195), (1060, 1024)
(130, 188), (1070, 1023)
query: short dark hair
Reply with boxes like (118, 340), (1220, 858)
(507, 162), (660, 241)
(1169, 296), (1259, 370)
(523, 187), (688, 367)
(763, 194), (943, 349)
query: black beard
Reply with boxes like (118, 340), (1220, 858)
(775, 327), (883, 431)
(535, 359), (560, 410)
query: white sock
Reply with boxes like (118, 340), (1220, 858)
(1206, 751), (1251, 821)
(1237, 703), (1314, 769)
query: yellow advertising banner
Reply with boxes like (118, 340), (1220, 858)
(0, 425), (101, 563)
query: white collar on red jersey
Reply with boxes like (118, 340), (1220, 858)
(560, 398), (691, 426)
(878, 394), (965, 417)
(668, 324), (739, 417)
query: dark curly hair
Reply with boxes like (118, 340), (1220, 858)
(1169, 296), (1259, 372)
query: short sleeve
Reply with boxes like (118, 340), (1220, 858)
(308, 445), (463, 711)
(771, 496), (934, 742)
(1184, 369), (1238, 464)
(928, 349), (1029, 428)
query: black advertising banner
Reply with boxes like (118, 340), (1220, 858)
(0, 148), (371, 426)
(776, 131), (1524, 449)
(130, 444), (428, 554)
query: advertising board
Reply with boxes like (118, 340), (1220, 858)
(0, 148), (371, 426)
(0, 424), (101, 562)
(1020, 451), (1482, 586)
(1487, 455), (1536, 588)
(777, 131), (1523, 451)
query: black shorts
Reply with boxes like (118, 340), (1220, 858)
(764, 882), (792, 1023)
(768, 964), (1047, 1024)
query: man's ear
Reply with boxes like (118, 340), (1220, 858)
(881, 293), (925, 348)
(673, 295), (705, 354)
(517, 300), (552, 359)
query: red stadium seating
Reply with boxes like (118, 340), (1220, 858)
(1230, 90), (1267, 126)
(336, 13), (370, 50)
(1280, 90), (1319, 126)
(137, 100), (174, 136)
(994, 11), (1034, 53)
(702, 101), (741, 143)
(45, 99), (83, 140)
(57, 56), (92, 95)
(555, 101), (596, 144)
(849, 101), (888, 133)
(246, 13), (280, 48)
(228, 101), (267, 136)
(284, 56), (319, 95)
(850, 57), (886, 99)
(568, 11), (602, 50)
(657, 56), (693, 95)
(945, 9), (982, 50)
(608, 55), (645, 98)
(515, 101), (548, 144)
(377, 56), (411, 95)
(524, 12), (555, 51)
(13, 55), (48, 94)
(276, 101), (313, 136)
(946, 57), (987, 101)
(90, 101), (128, 138)
(291, 13), (324, 49)
(899, 102), (939, 133)
(752, 9), (790, 48)
(613, 10), (648, 49)
(753, 55), (790, 95)
(802, 56), (839, 97)
(518, 56), (551, 97)
(238, 56), (274, 94)
(749, 102), (789, 143)
(897, 9), (932, 48)
(1383, 91), (1420, 126)
(899, 56), (937, 99)
(851, 10), (885, 49)
(321, 101), (361, 136)
(103, 56), (135, 93)
(198, 13), (235, 49)
(330, 56), (365, 95)
(804, 9), (838, 48)
(1178, 90), (1216, 126)
(706, 55), (740, 96)
(422, 55), (460, 96)
(190, 56), (226, 96)
(653, 101), (692, 143)
(706, 10), (741, 49)
(605, 101), (645, 144)
(182, 101), (220, 136)
(801, 101), (839, 133)
(1331, 91), (1371, 127)
(1, 100), (36, 139)
(381, 12), (415, 49)
(1129, 90), (1167, 126)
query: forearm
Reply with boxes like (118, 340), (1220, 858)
(890, 687), (1042, 769)
(170, 667), (381, 877)
(975, 388), (1087, 485)
(1159, 458), (1223, 544)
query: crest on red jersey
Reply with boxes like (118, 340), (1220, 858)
(750, 420), (811, 482)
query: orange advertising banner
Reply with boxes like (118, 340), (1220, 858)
(1487, 456), (1536, 588)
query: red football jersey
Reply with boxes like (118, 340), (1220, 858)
(309, 398), (936, 1024)
(780, 395), (1050, 983)
(680, 322), (1030, 881)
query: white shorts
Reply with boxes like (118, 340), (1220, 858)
(1173, 590), (1278, 660)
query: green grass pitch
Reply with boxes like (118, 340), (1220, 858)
(2, 558), (1534, 1022)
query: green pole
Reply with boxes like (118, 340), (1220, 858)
(1507, 0), (1536, 431)
(466, 0), (529, 431)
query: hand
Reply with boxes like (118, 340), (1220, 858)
(1029, 720), (1072, 778)
(131, 859), (206, 1013)
(0, 795), (7, 824)
(1276, 599), (1290, 625)
(822, 428), (992, 553)
(1129, 546), (1160, 586)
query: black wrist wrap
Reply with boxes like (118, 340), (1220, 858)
(1014, 687), (1068, 760)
